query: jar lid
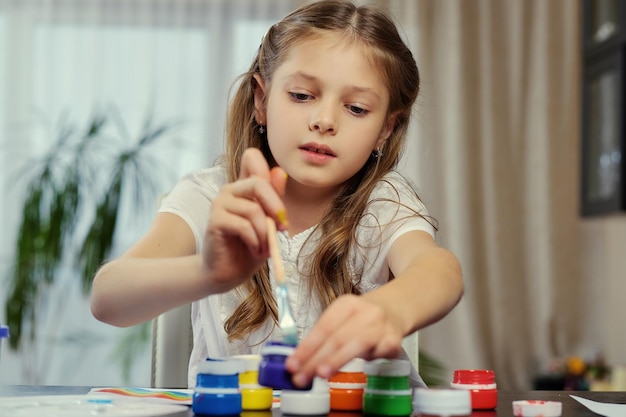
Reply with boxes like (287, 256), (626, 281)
(281, 378), (330, 415)
(512, 400), (562, 417)
(413, 388), (471, 416)
(363, 359), (411, 376)
(260, 342), (296, 357)
(453, 369), (496, 385)
(339, 358), (365, 373)
(198, 358), (244, 375)
(0, 325), (9, 339)
(233, 354), (262, 371)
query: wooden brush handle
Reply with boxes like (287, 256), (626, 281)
(266, 217), (286, 284)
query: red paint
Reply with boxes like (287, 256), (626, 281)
(451, 369), (498, 410)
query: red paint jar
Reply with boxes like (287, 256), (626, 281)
(450, 369), (497, 410)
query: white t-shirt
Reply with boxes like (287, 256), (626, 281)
(158, 165), (435, 388)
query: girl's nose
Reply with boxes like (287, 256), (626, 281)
(309, 105), (337, 134)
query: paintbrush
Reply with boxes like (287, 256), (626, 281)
(266, 217), (299, 346)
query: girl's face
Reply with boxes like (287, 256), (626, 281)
(254, 32), (395, 193)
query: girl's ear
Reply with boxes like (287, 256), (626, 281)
(252, 73), (267, 124)
(376, 112), (398, 149)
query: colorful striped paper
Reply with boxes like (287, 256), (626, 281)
(88, 387), (193, 405)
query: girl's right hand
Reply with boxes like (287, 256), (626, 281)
(201, 148), (287, 293)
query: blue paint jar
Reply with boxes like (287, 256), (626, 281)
(258, 341), (312, 391)
(192, 358), (244, 416)
(0, 325), (8, 362)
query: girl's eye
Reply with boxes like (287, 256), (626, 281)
(290, 92), (312, 101)
(348, 105), (369, 116)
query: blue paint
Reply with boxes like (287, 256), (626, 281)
(257, 341), (312, 391)
(192, 358), (243, 416)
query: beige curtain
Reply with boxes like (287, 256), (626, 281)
(385, 0), (588, 389)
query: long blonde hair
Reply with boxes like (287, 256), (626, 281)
(223, 0), (429, 341)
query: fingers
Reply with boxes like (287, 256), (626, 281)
(270, 166), (287, 197)
(209, 191), (271, 257)
(239, 147), (271, 180)
(285, 295), (403, 388)
(237, 148), (288, 230)
(208, 148), (287, 258)
(269, 166), (288, 229)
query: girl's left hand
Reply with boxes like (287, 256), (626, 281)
(284, 293), (404, 388)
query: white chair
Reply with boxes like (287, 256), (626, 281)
(150, 193), (194, 388)
(150, 303), (193, 388)
(150, 304), (419, 388)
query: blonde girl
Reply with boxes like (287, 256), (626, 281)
(91, 0), (463, 389)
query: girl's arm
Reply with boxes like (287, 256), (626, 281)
(91, 148), (288, 328)
(367, 230), (464, 337)
(90, 213), (210, 327)
(286, 230), (463, 387)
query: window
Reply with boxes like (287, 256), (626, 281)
(0, 0), (293, 386)
(581, 0), (626, 215)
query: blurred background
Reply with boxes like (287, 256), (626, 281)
(1, 0), (624, 391)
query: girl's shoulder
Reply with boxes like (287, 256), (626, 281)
(362, 170), (433, 232)
(370, 171), (422, 204)
(158, 165), (228, 252)
(180, 165), (228, 190)
(379, 170), (415, 186)
(166, 165), (228, 201)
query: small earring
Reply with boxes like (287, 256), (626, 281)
(372, 148), (383, 158)
(259, 125), (265, 135)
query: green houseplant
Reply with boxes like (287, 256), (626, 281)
(5, 106), (180, 360)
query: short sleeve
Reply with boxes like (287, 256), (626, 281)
(353, 171), (435, 290)
(362, 171), (435, 252)
(157, 167), (227, 253)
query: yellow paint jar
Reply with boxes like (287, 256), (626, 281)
(234, 354), (274, 410)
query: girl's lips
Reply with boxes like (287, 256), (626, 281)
(299, 143), (336, 157)
(299, 146), (336, 164)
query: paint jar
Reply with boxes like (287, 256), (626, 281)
(328, 412), (361, 417)
(192, 357), (244, 416)
(413, 388), (471, 417)
(450, 369), (498, 410)
(258, 341), (312, 391)
(329, 358), (366, 411)
(233, 354), (273, 411)
(362, 359), (413, 416)
(0, 325), (8, 362)
(240, 412), (273, 417)
(281, 377), (330, 415)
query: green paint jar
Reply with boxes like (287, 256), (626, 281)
(363, 359), (413, 416)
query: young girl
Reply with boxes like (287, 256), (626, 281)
(91, 0), (463, 389)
